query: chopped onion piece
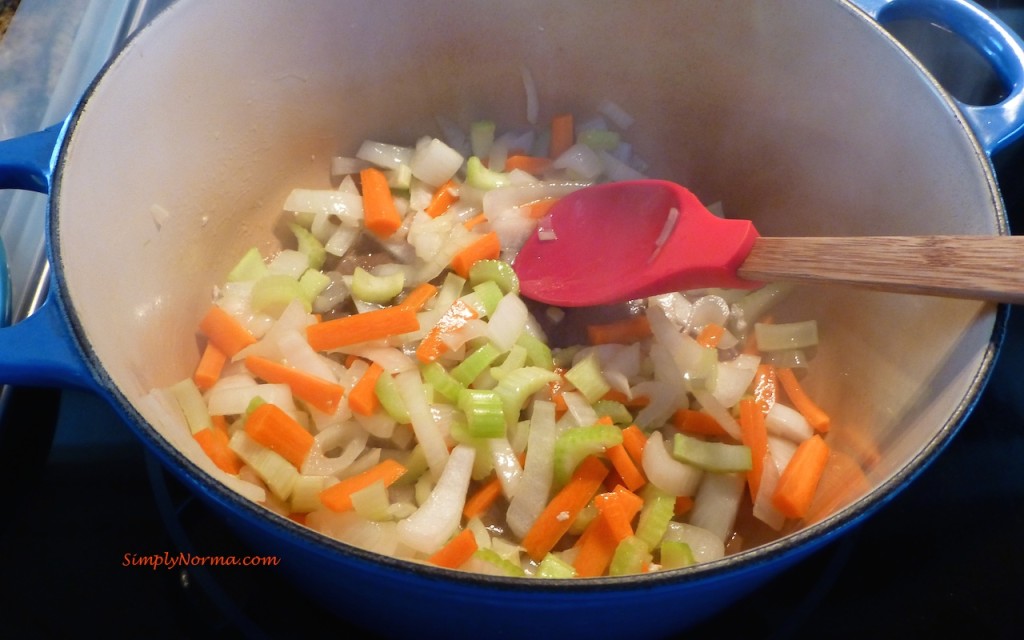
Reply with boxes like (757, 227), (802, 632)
(410, 137), (464, 187)
(688, 471), (745, 543)
(396, 444), (476, 554)
(356, 140), (414, 170)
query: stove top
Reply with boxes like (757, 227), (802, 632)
(3, 2), (1024, 638)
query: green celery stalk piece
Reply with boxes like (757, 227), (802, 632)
(351, 267), (405, 304)
(458, 388), (506, 439)
(608, 535), (652, 577)
(659, 540), (696, 570)
(375, 372), (411, 424)
(592, 399), (633, 426)
(289, 222), (327, 270)
(537, 553), (578, 579)
(420, 362), (465, 404)
(472, 548), (526, 577)
(671, 432), (752, 473)
(228, 247), (269, 282)
(468, 259), (520, 295)
(635, 484), (675, 550)
(552, 423), (623, 486)
(451, 343), (503, 386)
(564, 352), (611, 403)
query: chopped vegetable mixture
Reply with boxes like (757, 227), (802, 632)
(152, 104), (862, 578)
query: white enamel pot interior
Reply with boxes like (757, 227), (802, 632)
(40, 0), (1012, 637)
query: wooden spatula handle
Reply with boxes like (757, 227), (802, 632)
(736, 235), (1024, 303)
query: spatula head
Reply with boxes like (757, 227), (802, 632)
(512, 180), (761, 306)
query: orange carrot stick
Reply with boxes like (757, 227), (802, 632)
(593, 486), (643, 542)
(462, 213), (489, 231)
(348, 362), (384, 416)
(572, 512), (619, 578)
(428, 528), (478, 569)
(450, 231), (501, 279)
(674, 495), (694, 516)
(803, 449), (870, 524)
(776, 367), (831, 433)
(319, 458), (408, 513)
(600, 389), (650, 408)
(549, 113), (574, 159)
(416, 299), (479, 364)
(211, 414), (230, 436)
(398, 282), (439, 312)
(771, 434), (830, 519)
(505, 155), (553, 176)
(695, 322), (726, 349)
(244, 355), (346, 415)
(425, 179), (458, 218)
(463, 475), (504, 520)
(198, 305), (256, 358)
(751, 363), (778, 414)
(194, 341), (227, 391)
(521, 455), (609, 562)
(586, 315), (652, 345)
(194, 426), (242, 475)
(738, 398), (769, 502)
(525, 197), (560, 220)
(672, 409), (731, 439)
(307, 305), (420, 352)
(244, 402), (315, 469)
(606, 444), (646, 492)
(620, 425), (647, 467)
(360, 167), (403, 238)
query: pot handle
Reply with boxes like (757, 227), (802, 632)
(0, 123), (99, 392)
(851, 0), (1024, 155)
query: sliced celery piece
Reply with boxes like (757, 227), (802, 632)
(564, 352), (611, 403)
(299, 268), (331, 302)
(465, 156), (511, 190)
(468, 259), (520, 295)
(228, 247), (269, 282)
(489, 345), (528, 381)
(578, 129), (621, 151)
(659, 540), (696, 569)
(290, 475), (327, 513)
(252, 274), (311, 315)
(451, 343), (503, 386)
(472, 548), (526, 577)
(494, 366), (561, 424)
(671, 432), (752, 473)
(352, 267), (405, 304)
(608, 536), (652, 576)
(169, 378), (212, 435)
(350, 480), (393, 521)
(289, 222), (326, 270)
(393, 445), (429, 487)
(472, 280), (504, 317)
(592, 399), (633, 426)
(516, 332), (554, 370)
(552, 423), (622, 486)
(635, 484), (675, 550)
(375, 373), (411, 424)
(228, 431), (298, 501)
(458, 389), (506, 438)
(420, 362), (465, 403)
(537, 553), (578, 579)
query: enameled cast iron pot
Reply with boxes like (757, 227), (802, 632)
(1, 1), (1023, 637)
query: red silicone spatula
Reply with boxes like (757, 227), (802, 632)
(512, 179), (1024, 307)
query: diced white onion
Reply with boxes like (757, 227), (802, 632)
(765, 402), (815, 442)
(552, 143), (604, 180)
(688, 471), (745, 543)
(506, 401), (557, 538)
(410, 137), (464, 187)
(283, 188), (364, 226)
(397, 444), (476, 554)
(356, 140), (414, 170)
(486, 293), (528, 351)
